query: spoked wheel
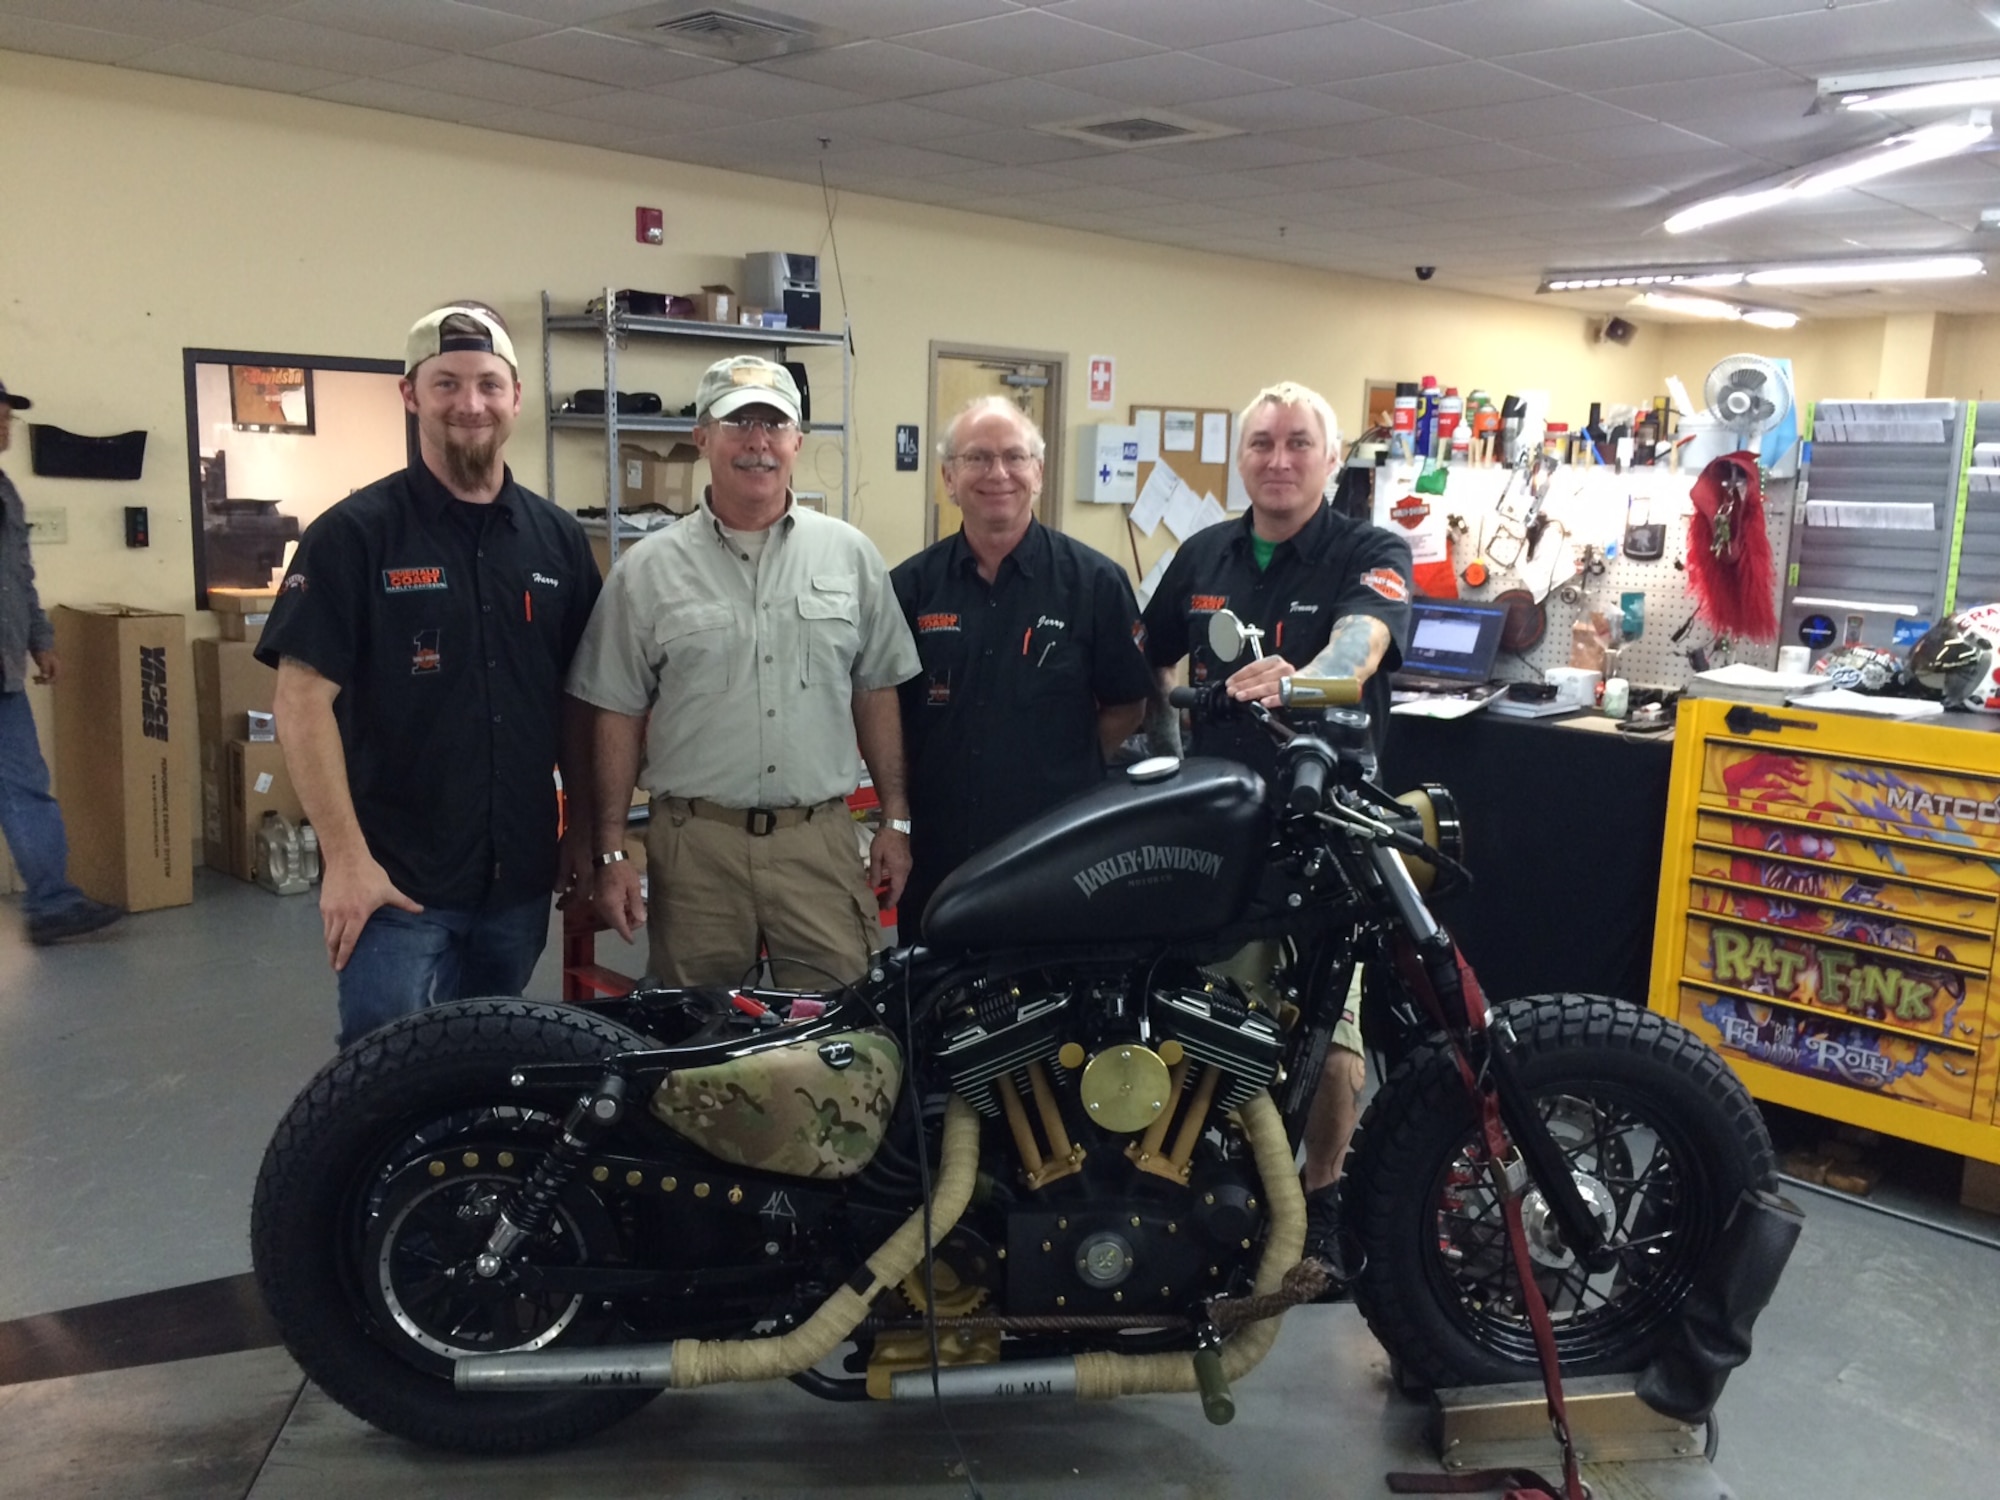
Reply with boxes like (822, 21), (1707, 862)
(1344, 996), (1774, 1391)
(252, 1000), (662, 1453)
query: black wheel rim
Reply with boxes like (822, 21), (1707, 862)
(1421, 1085), (1718, 1366)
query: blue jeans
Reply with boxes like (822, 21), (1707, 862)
(0, 689), (89, 921)
(335, 892), (552, 1049)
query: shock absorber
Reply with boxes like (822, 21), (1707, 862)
(474, 1072), (627, 1279)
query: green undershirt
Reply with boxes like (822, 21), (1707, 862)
(1250, 533), (1278, 571)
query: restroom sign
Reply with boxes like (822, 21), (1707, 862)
(1088, 356), (1115, 409)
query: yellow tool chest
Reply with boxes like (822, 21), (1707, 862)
(1651, 699), (2000, 1162)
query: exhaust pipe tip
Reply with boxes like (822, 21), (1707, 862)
(453, 1346), (676, 1392)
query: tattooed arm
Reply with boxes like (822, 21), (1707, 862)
(1142, 667), (1184, 756)
(1224, 615), (1392, 708)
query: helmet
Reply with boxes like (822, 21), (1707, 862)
(1909, 605), (2000, 711)
(1810, 644), (1906, 694)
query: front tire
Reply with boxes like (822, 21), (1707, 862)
(251, 999), (662, 1453)
(1344, 996), (1774, 1391)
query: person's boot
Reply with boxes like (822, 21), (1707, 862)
(28, 898), (123, 946)
(1302, 1182), (1363, 1301)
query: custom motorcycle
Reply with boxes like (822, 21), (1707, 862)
(252, 611), (1780, 1456)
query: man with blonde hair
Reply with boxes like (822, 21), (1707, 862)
(890, 396), (1151, 932)
(1141, 378), (1414, 1276)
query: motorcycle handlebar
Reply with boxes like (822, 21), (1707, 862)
(1279, 676), (1361, 708)
(1283, 741), (1335, 817)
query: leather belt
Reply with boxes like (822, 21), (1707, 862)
(671, 796), (840, 837)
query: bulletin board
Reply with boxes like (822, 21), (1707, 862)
(1125, 404), (1238, 604)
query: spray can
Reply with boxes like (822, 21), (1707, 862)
(1438, 388), (1464, 462)
(1389, 383), (1417, 462)
(1414, 375), (1439, 458)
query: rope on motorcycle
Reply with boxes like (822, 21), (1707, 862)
(1205, 1259), (1333, 1336)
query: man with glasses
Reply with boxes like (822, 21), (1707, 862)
(1141, 379), (1413, 1278)
(890, 396), (1152, 934)
(571, 355), (919, 988)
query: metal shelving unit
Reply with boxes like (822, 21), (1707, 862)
(541, 288), (852, 565)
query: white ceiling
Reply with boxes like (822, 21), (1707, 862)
(10, 0), (2000, 320)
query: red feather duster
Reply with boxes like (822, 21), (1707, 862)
(1685, 451), (1778, 643)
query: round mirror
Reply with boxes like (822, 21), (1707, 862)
(1207, 608), (1259, 663)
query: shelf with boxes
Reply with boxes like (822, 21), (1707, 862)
(540, 284), (851, 569)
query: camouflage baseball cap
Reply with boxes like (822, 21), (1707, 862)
(696, 354), (802, 425)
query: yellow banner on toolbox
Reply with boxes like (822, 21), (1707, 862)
(1701, 743), (2000, 855)
(1679, 988), (1977, 1115)
(1692, 810), (2000, 899)
(1682, 916), (1984, 1045)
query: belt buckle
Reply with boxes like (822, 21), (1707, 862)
(746, 807), (778, 837)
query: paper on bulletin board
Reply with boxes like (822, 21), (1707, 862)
(1163, 480), (1205, 541)
(1163, 410), (1197, 452)
(1226, 413), (1250, 511)
(1200, 412), (1229, 465)
(1137, 546), (1176, 610)
(1196, 492), (1227, 532)
(1131, 460), (1178, 537)
(1135, 409), (1161, 464)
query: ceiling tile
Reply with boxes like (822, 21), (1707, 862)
(812, 142), (984, 178)
(446, 1), (652, 22)
(755, 40), (1006, 98)
(1226, 155), (1422, 192)
(286, 0), (550, 53)
(543, 88), (751, 135)
(1376, 0), (1677, 53)
(127, 42), (352, 94)
(644, 68), (871, 116)
(904, 77), (1120, 127)
(481, 29), (729, 88)
(384, 53), (616, 106)
(932, 128), (1111, 165)
(1145, 133), (1336, 171)
(899, 10), (1160, 73)
(1361, 139), (1554, 175)
(1592, 68), (1884, 165)
(1275, 114), (1478, 156)
(473, 102), (640, 149)
(778, 99), (991, 145)
(1197, 20), (1464, 86)
(1638, 0), (1884, 20)
(922, 162), (1092, 196)
(0, 14), (154, 64)
(674, 115), (887, 159)
(1150, 168), (1321, 202)
(1190, 87), (1381, 131)
(1044, 0), (1345, 50)
(203, 14), (447, 73)
(1421, 91), (1650, 141)
(0, 0), (241, 43)
(1321, 59), (1555, 113)
(1499, 30), (1769, 93)
(310, 75), (509, 124)
(1714, 2), (2000, 71)
(1335, 173), (1479, 208)
(1043, 51), (1289, 106)
(1119, 196), (1270, 226)
(1033, 150), (1202, 185)
(761, 0), (1020, 40)
(1023, 182), (1179, 213)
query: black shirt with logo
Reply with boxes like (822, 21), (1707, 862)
(1141, 503), (1414, 776)
(256, 461), (601, 909)
(892, 520), (1154, 929)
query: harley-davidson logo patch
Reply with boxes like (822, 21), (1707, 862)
(1189, 594), (1228, 614)
(411, 628), (441, 675)
(1360, 568), (1410, 604)
(916, 611), (960, 633)
(383, 565), (447, 593)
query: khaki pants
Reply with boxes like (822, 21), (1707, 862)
(645, 799), (879, 989)
(1211, 938), (1365, 1057)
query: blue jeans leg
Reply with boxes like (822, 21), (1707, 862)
(333, 893), (552, 1049)
(0, 689), (87, 921)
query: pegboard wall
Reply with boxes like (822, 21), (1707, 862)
(1371, 460), (1793, 690)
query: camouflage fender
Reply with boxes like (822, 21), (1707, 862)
(648, 1030), (904, 1179)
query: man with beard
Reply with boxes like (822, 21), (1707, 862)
(571, 355), (919, 989)
(260, 304), (601, 1048)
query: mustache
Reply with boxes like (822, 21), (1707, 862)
(730, 456), (782, 472)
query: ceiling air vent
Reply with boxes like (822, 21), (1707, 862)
(606, 4), (838, 63)
(1037, 111), (1241, 150)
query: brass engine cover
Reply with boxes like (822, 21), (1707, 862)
(1078, 1044), (1172, 1133)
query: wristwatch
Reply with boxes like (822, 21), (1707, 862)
(595, 850), (628, 867)
(885, 819), (912, 835)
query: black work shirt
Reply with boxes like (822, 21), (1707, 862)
(892, 520), (1153, 924)
(256, 461), (601, 910)
(1142, 503), (1414, 777)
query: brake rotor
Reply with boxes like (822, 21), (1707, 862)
(1492, 587), (1546, 653)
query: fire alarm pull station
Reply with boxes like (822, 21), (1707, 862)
(636, 207), (664, 246)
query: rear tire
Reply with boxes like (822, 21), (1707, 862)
(1344, 995), (1773, 1391)
(252, 999), (662, 1453)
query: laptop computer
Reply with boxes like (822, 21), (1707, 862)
(1391, 598), (1509, 695)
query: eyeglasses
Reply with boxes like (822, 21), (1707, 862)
(947, 449), (1040, 472)
(712, 416), (799, 437)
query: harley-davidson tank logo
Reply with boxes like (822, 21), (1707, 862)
(1072, 844), (1224, 899)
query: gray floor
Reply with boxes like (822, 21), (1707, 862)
(2, 872), (1997, 1498)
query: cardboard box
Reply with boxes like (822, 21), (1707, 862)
(1963, 1157), (2000, 1217)
(226, 739), (305, 883)
(51, 605), (194, 912)
(618, 440), (699, 513)
(736, 305), (766, 327)
(693, 283), (735, 323)
(209, 587), (277, 643)
(193, 637), (277, 872)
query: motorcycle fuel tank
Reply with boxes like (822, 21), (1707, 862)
(922, 758), (1269, 949)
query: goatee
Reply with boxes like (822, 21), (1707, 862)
(443, 429), (501, 491)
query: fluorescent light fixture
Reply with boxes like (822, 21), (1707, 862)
(1843, 78), (2000, 110)
(1821, 58), (2000, 110)
(1745, 255), (1985, 286)
(1541, 267), (1745, 293)
(1742, 309), (1802, 330)
(1664, 114), (1992, 234)
(1631, 292), (1800, 329)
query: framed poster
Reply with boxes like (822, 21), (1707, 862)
(230, 364), (315, 433)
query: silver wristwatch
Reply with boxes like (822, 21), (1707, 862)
(886, 818), (912, 835)
(595, 849), (628, 867)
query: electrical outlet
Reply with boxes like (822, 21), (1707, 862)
(23, 505), (66, 543)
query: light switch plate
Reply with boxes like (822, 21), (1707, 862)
(23, 505), (66, 543)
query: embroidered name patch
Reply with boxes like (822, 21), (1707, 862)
(384, 566), (447, 593)
(1360, 568), (1410, 604)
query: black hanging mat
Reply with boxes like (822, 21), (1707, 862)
(29, 424), (147, 480)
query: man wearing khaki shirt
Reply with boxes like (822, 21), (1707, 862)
(569, 356), (920, 987)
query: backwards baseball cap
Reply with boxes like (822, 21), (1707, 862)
(695, 355), (802, 425)
(0, 379), (31, 411)
(404, 305), (518, 376)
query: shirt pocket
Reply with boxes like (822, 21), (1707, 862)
(798, 573), (859, 686)
(655, 600), (735, 699)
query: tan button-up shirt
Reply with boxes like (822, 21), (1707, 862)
(567, 494), (920, 808)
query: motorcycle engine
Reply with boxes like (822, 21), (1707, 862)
(933, 973), (1284, 1315)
